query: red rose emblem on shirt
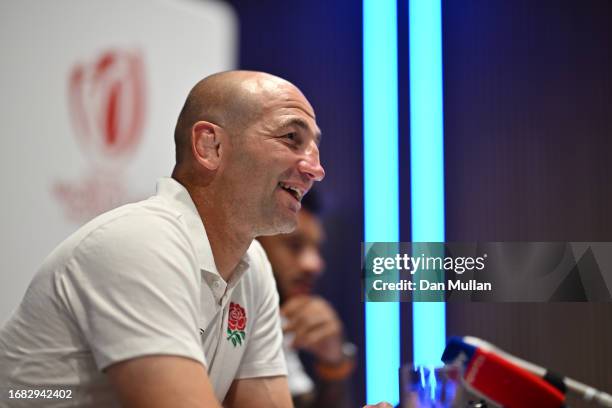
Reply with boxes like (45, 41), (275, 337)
(227, 302), (247, 347)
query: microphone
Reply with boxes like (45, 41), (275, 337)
(443, 337), (566, 408)
(444, 336), (612, 408)
(462, 337), (612, 407)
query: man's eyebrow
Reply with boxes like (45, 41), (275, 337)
(279, 117), (322, 144)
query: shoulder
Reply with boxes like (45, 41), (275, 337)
(76, 198), (189, 255)
(56, 198), (199, 284)
(38, 199), (179, 269)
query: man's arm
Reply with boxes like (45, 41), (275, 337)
(106, 355), (222, 408)
(224, 376), (293, 408)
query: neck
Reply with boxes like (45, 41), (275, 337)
(202, 213), (252, 281)
(173, 171), (252, 282)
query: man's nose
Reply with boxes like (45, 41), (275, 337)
(298, 143), (325, 181)
(300, 247), (325, 277)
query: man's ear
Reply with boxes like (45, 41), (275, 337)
(191, 121), (222, 170)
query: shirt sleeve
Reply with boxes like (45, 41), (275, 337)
(235, 243), (287, 379)
(54, 212), (205, 371)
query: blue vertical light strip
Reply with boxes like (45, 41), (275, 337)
(409, 0), (446, 367)
(363, 0), (399, 405)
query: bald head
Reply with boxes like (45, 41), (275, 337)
(173, 70), (303, 164)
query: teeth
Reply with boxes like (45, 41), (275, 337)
(279, 182), (303, 201)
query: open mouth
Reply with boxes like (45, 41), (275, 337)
(278, 182), (303, 202)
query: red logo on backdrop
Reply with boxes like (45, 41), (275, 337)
(69, 49), (145, 164)
(53, 49), (147, 223)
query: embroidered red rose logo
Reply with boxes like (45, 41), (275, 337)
(227, 302), (247, 347)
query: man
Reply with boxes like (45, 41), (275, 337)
(0, 71), (324, 407)
(258, 191), (355, 408)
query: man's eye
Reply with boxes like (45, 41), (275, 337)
(285, 240), (304, 254)
(284, 132), (297, 141)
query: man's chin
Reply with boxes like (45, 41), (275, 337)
(288, 286), (313, 297)
(257, 213), (297, 236)
(273, 216), (297, 234)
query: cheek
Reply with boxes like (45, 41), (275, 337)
(224, 146), (269, 180)
(279, 258), (302, 283)
(278, 273), (297, 298)
(272, 254), (299, 284)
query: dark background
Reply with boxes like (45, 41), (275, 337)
(226, 0), (612, 405)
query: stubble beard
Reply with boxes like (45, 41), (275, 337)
(252, 198), (297, 237)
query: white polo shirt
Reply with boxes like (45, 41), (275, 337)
(0, 178), (286, 407)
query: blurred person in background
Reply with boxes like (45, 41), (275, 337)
(259, 190), (356, 408)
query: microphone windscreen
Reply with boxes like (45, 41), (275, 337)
(463, 347), (565, 408)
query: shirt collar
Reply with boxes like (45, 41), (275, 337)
(155, 177), (251, 283)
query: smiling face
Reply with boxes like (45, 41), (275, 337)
(217, 75), (325, 236)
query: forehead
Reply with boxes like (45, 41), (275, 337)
(251, 79), (321, 137)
